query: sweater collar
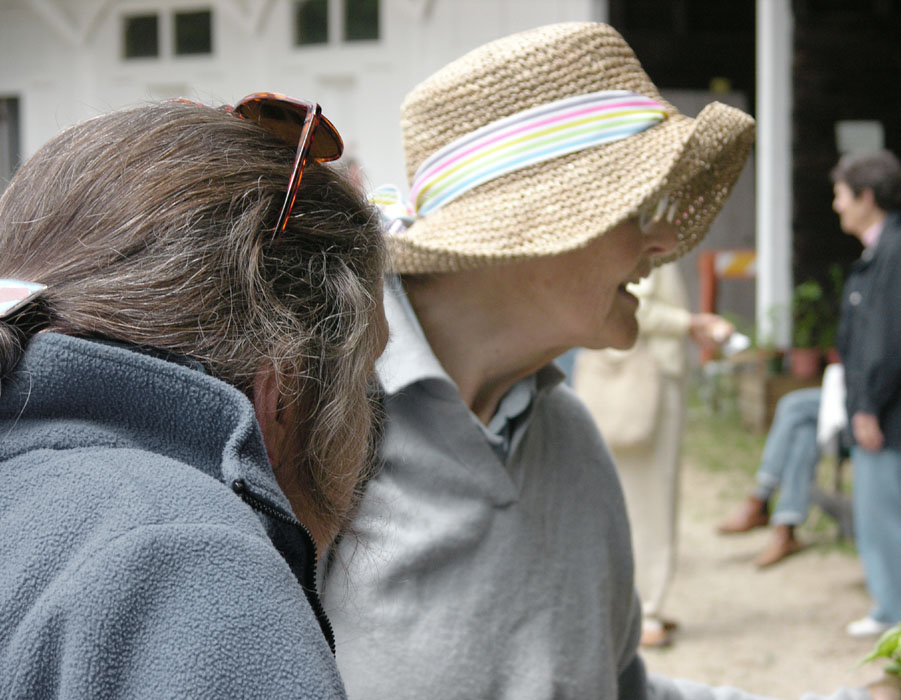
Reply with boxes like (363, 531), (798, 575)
(0, 332), (289, 514)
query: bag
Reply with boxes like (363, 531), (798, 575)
(572, 343), (662, 449)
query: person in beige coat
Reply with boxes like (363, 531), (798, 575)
(574, 262), (731, 647)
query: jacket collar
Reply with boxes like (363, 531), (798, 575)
(0, 332), (287, 506)
(857, 210), (900, 265)
(0, 332), (336, 650)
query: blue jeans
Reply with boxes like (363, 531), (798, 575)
(852, 445), (901, 624)
(753, 388), (822, 526)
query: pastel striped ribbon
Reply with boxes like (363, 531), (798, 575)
(369, 90), (667, 232)
(368, 184), (416, 235)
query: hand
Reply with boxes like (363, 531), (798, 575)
(689, 313), (735, 350)
(853, 412), (885, 452)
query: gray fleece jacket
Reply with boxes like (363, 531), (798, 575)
(0, 333), (345, 699)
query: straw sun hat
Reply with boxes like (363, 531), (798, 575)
(381, 22), (755, 274)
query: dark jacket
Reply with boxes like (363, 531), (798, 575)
(837, 211), (901, 450)
(0, 333), (345, 699)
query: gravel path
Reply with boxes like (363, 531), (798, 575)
(641, 455), (880, 698)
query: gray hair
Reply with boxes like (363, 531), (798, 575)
(0, 100), (385, 540)
(830, 149), (901, 211)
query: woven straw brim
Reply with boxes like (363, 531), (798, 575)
(387, 101), (755, 274)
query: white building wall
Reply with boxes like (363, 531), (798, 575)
(0, 0), (599, 190)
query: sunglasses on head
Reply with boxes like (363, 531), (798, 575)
(176, 92), (344, 244)
(232, 93), (343, 242)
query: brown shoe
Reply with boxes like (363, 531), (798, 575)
(717, 495), (769, 534)
(755, 525), (802, 568)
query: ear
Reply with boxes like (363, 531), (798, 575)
(860, 187), (877, 208)
(252, 363), (283, 463)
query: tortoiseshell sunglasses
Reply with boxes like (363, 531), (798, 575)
(232, 93), (343, 242)
(177, 92), (344, 244)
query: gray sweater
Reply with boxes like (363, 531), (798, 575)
(322, 279), (869, 700)
(0, 333), (345, 699)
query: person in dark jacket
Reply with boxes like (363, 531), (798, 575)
(832, 149), (901, 638)
(0, 96), (387, 698)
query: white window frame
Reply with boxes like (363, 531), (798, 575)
(294, 0), (380, 47)
(120, 6), (215, 62)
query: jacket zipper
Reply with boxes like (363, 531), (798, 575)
(230, 478), (336, 653)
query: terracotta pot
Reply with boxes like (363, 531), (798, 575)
(790, 347), (822, 379)
(824, 347), (842, 365)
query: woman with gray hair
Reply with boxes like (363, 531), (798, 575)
(831, 149), (901, 640)
(0, 94), (387, 698)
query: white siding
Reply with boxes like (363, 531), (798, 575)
(0, 0), (599, 189)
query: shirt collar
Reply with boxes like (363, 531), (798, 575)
(377, 275), (454, 396)
(485, 373), (536, 435)
(861, 218), (885, 250)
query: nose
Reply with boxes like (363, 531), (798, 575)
(642, 220), (680, 260)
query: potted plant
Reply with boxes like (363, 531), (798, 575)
(791, 264), (844, 378)
(791, 279), (826, 378)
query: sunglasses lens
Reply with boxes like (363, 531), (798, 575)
(235, 99), (342, 162)
(237, 101), (305, 146)
(308, 115), (343, 161)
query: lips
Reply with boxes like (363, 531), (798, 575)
(621, 265), (651, 289)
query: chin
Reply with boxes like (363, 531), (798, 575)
(587, 323), (639, 351)
(608, 335), (638, 351)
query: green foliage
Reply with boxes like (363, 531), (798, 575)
(792, 263), (845, 349)
(792, 280), (824, 348)
(860, 623), (901, 678)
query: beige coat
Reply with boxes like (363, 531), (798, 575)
(573, 263), (693, 620)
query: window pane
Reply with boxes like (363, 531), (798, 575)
(295, 0), (329, 45)
(174, 10), (212, 55)
(345, 0), (379, 41)
(123, 14), (159, 59)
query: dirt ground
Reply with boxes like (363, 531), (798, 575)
(642, 454), (881, 698)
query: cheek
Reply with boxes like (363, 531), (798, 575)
(576, 277), (620, 334)
(581, 286), (640, 350)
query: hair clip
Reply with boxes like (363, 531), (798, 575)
(0, 279), (47, 319)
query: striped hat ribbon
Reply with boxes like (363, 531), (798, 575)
(370, 89), (667, 233)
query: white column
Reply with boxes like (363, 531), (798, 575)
(755, 0), (793, 348)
